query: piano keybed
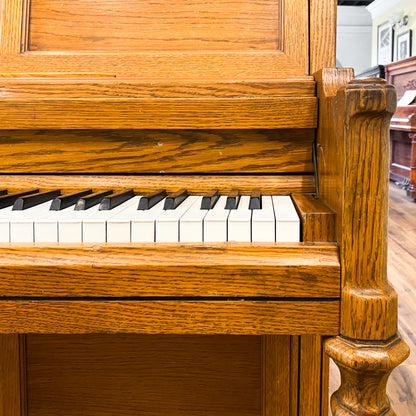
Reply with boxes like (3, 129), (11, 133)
(0, 188), (300, 243)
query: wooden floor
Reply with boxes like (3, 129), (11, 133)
(329, 182), (416, 415)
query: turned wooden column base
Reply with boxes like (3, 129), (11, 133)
(325, 334), (409, 416)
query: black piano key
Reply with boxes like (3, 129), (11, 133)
(225, 189), (241, 210)
(249, 190), (262, 210)
(138, 189), (167, 210)
(13, 189), (61, 211)
(0, 190), (7, 196)
(99, 189), (135, 210)
(75, 190), (113, 211)
(201, 189), (220, 210)
(0, 189), (39, 209)
(50, 189), (93, 211)
(163, 189), (188, 210)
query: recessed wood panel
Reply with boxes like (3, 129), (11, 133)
(26, 334), (262, 416)
(28, 0), (281, 52)
(0, 129), (314, 173)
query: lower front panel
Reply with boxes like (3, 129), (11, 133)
(0, 334), (327, 416)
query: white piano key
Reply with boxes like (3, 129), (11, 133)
(155, 196), (198, 243)
(272, 195), (300, 242)
(203, 196), (229, 242)
(130, 199), (166, 243)
(105, 196), (143, 243)
(83, 198), (139, 243)
(10, 201), (53, 243)
(0, 206), (13, 242)
(58, 205), (102, 243)
(179, 196), (206, 242)
(227, 195), (251, 242)
(35, 205), (77, 243)
(251, 196), (275, 242)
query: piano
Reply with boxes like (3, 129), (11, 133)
(385, 56), (416, 200)
(0, 1), (409, 416)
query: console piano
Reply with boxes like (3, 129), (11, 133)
(0, 1), (409, 415)
(386, 56), (416, 200)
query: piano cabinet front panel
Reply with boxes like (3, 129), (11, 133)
(389, 130), (412, 183)
(0, 333), (327, 416)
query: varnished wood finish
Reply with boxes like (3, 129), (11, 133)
(0, 300), (340, 335)
(0, 96), (318, 130)
(317, 74), (410, 415)
(316, 73), (399, 338)
(28, 0), (283, 52)
(26, 335), (262, 416)
(0, 79), (316, 98)
(290, 336), (300, 416)
(386, 57), (416, 200)
(299, 335), (322, 416)
(315, 67), (354, 243)
(261, 336), (291, 416)
(0, 335), (26, 416)
(0, 0), (407, 414)
(0, 244), (340, 298)
(385, 56), (416, 100)
(0, 129), (315, 174)
(309, 0), (336, 74)
(0, 0), (23, 55)
(326, 335), (409, 416)
(1, 0), (310, 79)
(291, 194), (336, 242)
(0, 174), (315, 194)
(338, 79), (397, 341)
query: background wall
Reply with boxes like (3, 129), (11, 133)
(367, 0), (416, 65)
(336, 6), (372, 75)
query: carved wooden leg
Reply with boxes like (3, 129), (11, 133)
(326, 334), (409, 416)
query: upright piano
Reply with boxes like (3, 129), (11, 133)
(386, 56), (416, 200)
(0, 1), (409, 415)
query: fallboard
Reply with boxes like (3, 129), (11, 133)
(0, 129), (315, 174)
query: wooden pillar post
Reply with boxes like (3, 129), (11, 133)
(315, 70), (410, 416)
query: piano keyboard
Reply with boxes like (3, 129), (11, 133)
(0, 189), (300, 243)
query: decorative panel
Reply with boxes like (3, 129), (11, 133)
(28, 0), (282, 52)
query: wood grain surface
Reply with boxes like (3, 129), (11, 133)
(28, 0), (282, 52)
(299, 335), (322, 416)
(26, 334), (262, 416)
(2, 0), (310, 78)
(0, 0), (23, 54)
(291, 194), (335, 242)
(0, 244), (340, 298)
(0, 335), (26, 416)
(0, 174), (316, 194)
(0, 52), (312, 79)
(0, 97), (317, 129)
(317, 73), (410, 416)
(0, 129), (315, 174)
(0, 79), (316, 98)
(0, 300), (340, 335)
(326, 335), (409, 416)
(339, 80), (398, 341)
(261, 336), (291, 416)
(309, 0), (336, 74)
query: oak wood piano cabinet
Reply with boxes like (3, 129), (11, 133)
(0, 0), (409, 415)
